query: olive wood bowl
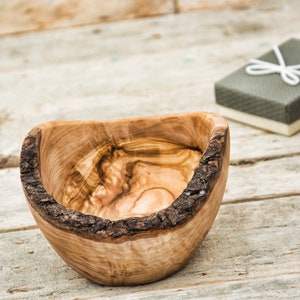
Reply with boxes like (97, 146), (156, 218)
(20, 112), (230, 286)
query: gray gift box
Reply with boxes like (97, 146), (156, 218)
(215, 38), (300, 136)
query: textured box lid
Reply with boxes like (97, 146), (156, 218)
(215, 38), (300, 134)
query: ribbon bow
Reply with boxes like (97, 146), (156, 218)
(245, 45), (300, 86)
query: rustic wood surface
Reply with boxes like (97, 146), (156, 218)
(0, 0), (265, 35)
(0, 0), (300, 298)
(0, 0), (175, 35)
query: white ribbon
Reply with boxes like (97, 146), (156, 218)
(245, 45), (300, 86)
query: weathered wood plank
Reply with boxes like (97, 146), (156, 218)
(1, 4), (300, 165)
(1, 196), (299, 299)
(177, 0), (258, 11)
(1, 46), (300, 166)
(94, 275), (300, 300)
(229, 130), (300, 164)
(0, 0), (174, 36)
(225, 155), (300, 202)
(1, 3), (300, 73)
(1, 154), (299, 232)
(0, 0), (288, 36)
(0, 168), (35, 233)
(177, 0), (290, 13)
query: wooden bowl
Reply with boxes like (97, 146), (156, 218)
(20, 112), (230, 286)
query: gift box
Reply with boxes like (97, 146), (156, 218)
(215, 38), (300, 136)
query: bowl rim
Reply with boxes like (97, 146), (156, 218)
(20, 112), (229, 241)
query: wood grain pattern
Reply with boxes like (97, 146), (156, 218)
(2, 1), (300, 298)
(20, 112), (230, 285)
(63, 138), (201, 220)
(0, 0), (174, 35)
(0, 0), (269, 36)
(177, 0), (258, 11)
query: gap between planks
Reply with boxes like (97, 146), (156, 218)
(0, 225), (38, 234)
(223, 192), (300, 205)
(230, 152), (300, 166)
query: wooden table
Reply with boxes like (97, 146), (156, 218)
(1, 1), (300, 299)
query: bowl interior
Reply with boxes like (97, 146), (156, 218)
(38, 114), (214, 221)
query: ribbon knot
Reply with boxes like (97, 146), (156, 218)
(245, 45), (300, 86)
